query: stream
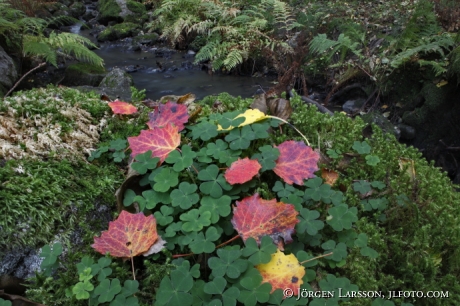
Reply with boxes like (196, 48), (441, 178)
(72, 25), (276, 101)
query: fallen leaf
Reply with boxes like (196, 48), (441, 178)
(267, 98), (292, 121)
(108, 100), (138, 115)
(218, 109), (271, 131)
(128, 124), (181, 162)
(142, 236), (167, 257)
(256, 249), (305, 295)
(398, 158), (416, 183)
(92, 211), (159, 258)
(231, 193), (299, 246)
(321, 168), (339, 186)
(147, 101), (189, 131)
(273, 141), (320, 185)
(224, 158), (261, 184)
(436, 80), (448, 87)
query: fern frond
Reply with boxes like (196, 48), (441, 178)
(418, 59), (447, 76)
(22, 38), (57, 66)
(223, 49), (243, 70)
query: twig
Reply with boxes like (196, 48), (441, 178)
(130, 256), (136, 280)
(299, 252), (333, 265)
(4, 62), (47, 99)
(215, 234), (240, 249)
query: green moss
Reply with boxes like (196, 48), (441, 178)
(126, 0), (146, 15)
(132, 32), (160, 44)
(66, 62), (106, 74)
(98, 0), (122, 21)
(112, 22), (141, 38)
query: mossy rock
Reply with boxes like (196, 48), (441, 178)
(69, 2), (86, 18)
(62, 62), (107, 87)
(132, 32), (159, 45)
(97, 0), (122, 25)
(97, 22), (141, 42)
(126, 0), (146, 15)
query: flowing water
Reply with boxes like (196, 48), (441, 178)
(72, 25), (276, 101)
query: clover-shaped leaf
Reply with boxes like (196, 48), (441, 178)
(242, 236), (277, 265)
(321, 240), (348, 262)
(110, 138), (128, 151)
(352, 180), (372, 195)
(110, 296), (139, 306)
(131, 150), (160, 174)
(304, 177), (333, 202)
(326, 149), (342, 159)
(216, 111), (245, 129)
(153, 167), (179, 192)
(326, 204), (358, 231)
(206, 139), (228, 158)
(180, 209), (211, 232)
(142, 189), (171, 210)
(155, 269), (194, 306)
(366, 155), (380, 166)
(94, 279), (122, 303)
(190, 121), (218, 141)
(198, 165), (232, 198)
(91, 257), (112, 281)
(362, 198), (388, 211)
(354, 233), (379, 259)
(119, 280), (139, 298)
(272, 181), (298, 198)
(40, 242), (63, 273)
(165, 145), (196, 171)
(352, 141), (371, 154)
(154, 206), (174, 226)
(204, 277), (240, 306)
(225, 125), (256, 150)
(371, 181), (386, 190)
(165, 222), (183, 238)
(189, 226), (220, 253)
(208, 246), (248, 278)
(296, 209), (324, 236)
(73, 278), (94, 300)
(318, 274), (359, 301)
(238, 268), (271, 306)
(250, 122), (270, 139)
(76, 256), (94, 275)
(251, 145), (280, 172)
(170, 182), (200, 209)
(199, 195), (231, 223)
(196, 147), (213, 163)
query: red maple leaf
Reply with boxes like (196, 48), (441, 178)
(92, 210), (159, 258)
(108, 100), (138, 114)
(128, 124), (181, 162)
(273, 140), (319, 185)
(224, 158), (261, 185)
(147, 101), (189, 131)
(231, 193), (299, 246)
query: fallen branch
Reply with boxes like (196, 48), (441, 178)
(4, 62), (47, 99)
(289, 89), (334, 116)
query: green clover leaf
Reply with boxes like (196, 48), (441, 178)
(251, 145), (280, 172)
(40, 242), (62, 274)
(91, 257), (112, 281)
(208, 246), (248, 278)
(0, 298), (12, 306)
(198, 195), (231, 223)
(371, 181), (386, 190)
(250, 122), (270, 139)
(123, 189), (137, 207)
(242, 236), (277, 265)
(76, 256), (94, 274)
(216, 111), (245, 129)
(112, 151), (125, 163)
(165, 145), (196, 172)
(180, 209), (212, 232)
(110, 138), (128, 151)
(354, 233), (379, 259)
(366, 155), (380, 166)
(352, 180), (372, 194)
(190, 121), (218, 141)
(321, 240), (348, 262)
(94, 279), (122, 303)
(170, 182), (200, 209)
(155, 269), (194, 306)
(153, 167), (179, 192)
(272, 181), (298, 198)
(131, 150), (160, 174)
(206, 139), (228, 158)
(73, 279), (94, 300)
(165, 222), (183, 238)
(318, 274), (359, 301)
(119, 280), (139, 298)
(204, 277), (240, 306)
(189, 226), (220, 253)
(296, 209), (325, 236)
(326, 149), (342, 159)
(198, 165), (232, 198)
(326, 204), (358, 231)
(110, 296), (139, 306)
(154, 206), (174, 226)
(361, 198), (388, 211)
(352, 141), (371, 154)
(141, 189), (171, 210)
(196, 147), (212, 163)
(304, 177), (333, 202)
(238, 268), (271, 306)
(225, 125), (256, 150)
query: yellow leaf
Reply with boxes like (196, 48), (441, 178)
(398, 158), (416, 183)
(436, 80), (448, 88)
(217, 109), (271, 131)
(256, 249), (305, 295)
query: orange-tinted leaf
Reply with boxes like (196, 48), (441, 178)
(147, 101), (189, 131)
(128, 124), (180, 163)
(321, 168), (339, 186)
(108, 100), (138, 114)
(256, 249), (305, 295)
(92, 210), (159, 258)
(231, 193), (299, 246)
(224, 158), (261, 185)
(273, 141), (319, 185)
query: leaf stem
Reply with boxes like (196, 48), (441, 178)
(172, 252), (194, 258)
(269, 116), (310, 146)
(299, 252), (333, 265)
(215, 234), (240, 248)
(130, 256), (136, 280)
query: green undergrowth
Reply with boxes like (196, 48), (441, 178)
(20, 90), (460, 306)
